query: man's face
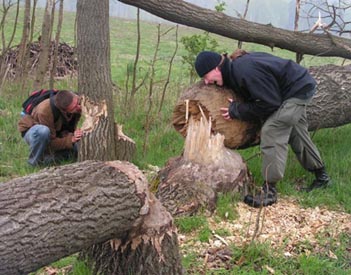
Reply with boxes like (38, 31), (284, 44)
(65, 96), (82, 114)
(203, 67), (223, 86)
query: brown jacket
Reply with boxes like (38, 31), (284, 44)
(18, 98), (74, 151)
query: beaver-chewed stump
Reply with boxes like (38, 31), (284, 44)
(156, 112), (252, 216)
(154, 82), (257, 216)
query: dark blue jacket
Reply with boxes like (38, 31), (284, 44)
(221, 52), (316, 121)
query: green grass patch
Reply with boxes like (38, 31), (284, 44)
(175, 215), (208, 234)
(215, 193), (240, 221)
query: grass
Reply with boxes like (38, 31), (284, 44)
(1, 5), (351, 275)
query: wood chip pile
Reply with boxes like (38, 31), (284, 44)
(179, 198), (351, 271)
(1, 41), (77, 79)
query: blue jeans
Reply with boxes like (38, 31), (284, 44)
(23, 125), (78, 166)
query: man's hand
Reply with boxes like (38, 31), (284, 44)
(220, 98), (233, 120)
(72, 129), (83, 143)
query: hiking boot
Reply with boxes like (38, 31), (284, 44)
(304, 167), (331, 192)
(244, 183), (277, 208)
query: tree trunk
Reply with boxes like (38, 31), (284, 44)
(33, 0), (54, 90)
(49, 0), (64, 89)
(15, 0), (31, 81)
(172, 64), (351, 149)
(0, 160), (182, 275)
(79, 96), (136, 162)
(307, 65), (351, 130)
(83, 195), (183, 275)
(77, 0), (116, 161)
(118, 0), (351, 59)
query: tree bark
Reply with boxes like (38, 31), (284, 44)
(118, 0), (351, 59)
(77, 0), (116, 161)
(0, 160), (182, 275)
(172, 64), (351, 149)
(84, 195), (183, 275)
(307, 65), (351, 130)
(15, 0), (31, 81)
(79, 96), (136, 162)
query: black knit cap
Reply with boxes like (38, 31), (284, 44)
(195, 51), (222, 77)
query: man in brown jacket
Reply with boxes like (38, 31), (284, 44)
(18, 90), (83, 166)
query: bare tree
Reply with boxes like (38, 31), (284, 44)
(235, 0), (250, 49)
(0, 0), (19, 88)
(49, 0), (64, 89)
(295, 0), (304, 63)
(33, 0), (55, 89)
(77, 0), (116, 161)
(15, 0), (31, 82)
(301, 0), (351, 36)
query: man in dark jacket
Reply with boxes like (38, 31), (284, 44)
(194, 50), (330, 208)
(18, 90), (83, 166)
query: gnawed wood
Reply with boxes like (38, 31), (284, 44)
(156, 115), (251, 216)
(0, 160), (182, 275)
(115, 124), (136, 162)
(173, 82), (260, 149)
(79, 96), (136, 161)
(84, 193), (183, 275)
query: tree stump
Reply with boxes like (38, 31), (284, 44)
(0, 160), (182, 275)
(156, 115), (251, 216)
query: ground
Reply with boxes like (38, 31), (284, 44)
(36, 197), (351, 275)
(179, 198), (351, 272)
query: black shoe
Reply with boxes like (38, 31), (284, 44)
(304, 167), (331, 192)
(244, 184), (277, 208)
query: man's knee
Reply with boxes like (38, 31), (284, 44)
(34, 125), (50, 140)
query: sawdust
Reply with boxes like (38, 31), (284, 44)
(179, 197), (351, 269)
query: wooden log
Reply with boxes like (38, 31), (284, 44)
(308, 65), (351, 130)
(172, 81), (261, 149)
(173, 64), (351, 149)
(83, 193), (183, 275)
(0, 160), (181, 275)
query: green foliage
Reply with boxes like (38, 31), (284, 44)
(180, 32), (221, 82)
(215, 1), (227, 12)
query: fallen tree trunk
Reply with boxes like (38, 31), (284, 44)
(307, 65), (351, 130)
(118, 0), (351, 59)
(173, 64), (351, 149)
(0, 160), (182, 275)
